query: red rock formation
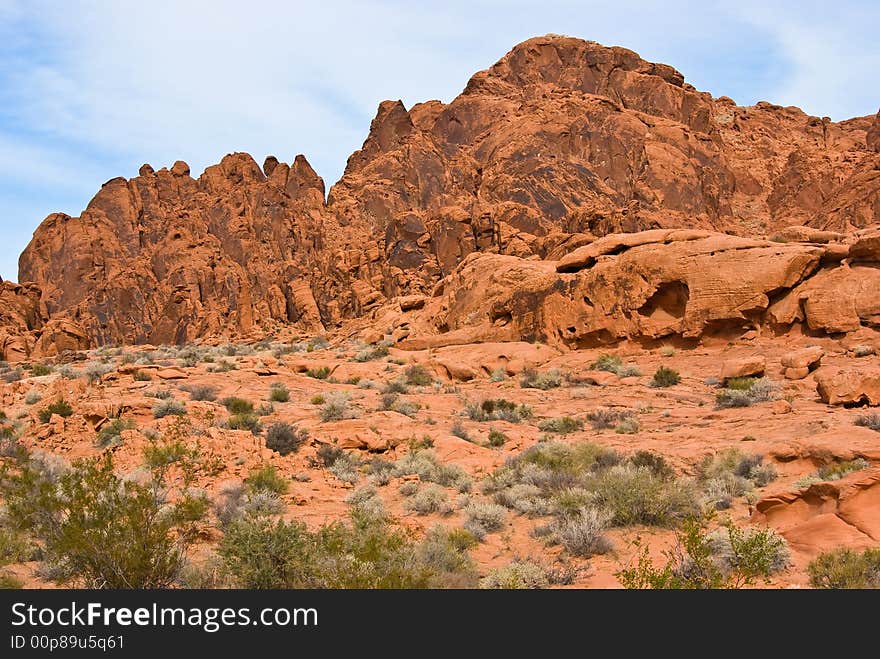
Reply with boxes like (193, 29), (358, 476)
(13, 35), (880, 350)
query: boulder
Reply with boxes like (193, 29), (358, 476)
(720, 356), (766, 381)
(815, 367), (880, 406)
(781, 346), (824, 379)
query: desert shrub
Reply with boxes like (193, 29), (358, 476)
(2, 367), (23, 383)
(588, 465), (699, 527)
(490, 368), (508, 382)
(808, 548), (880, 589)
(208, 359), (237, 373)
(364, 457), (395, 485)
(462, 501), (507, 538)
(550, 507), (613, 557)
(345, 485), (387, 520)
(591, 354), (623, 373)
(58, 365), (81, 380)
(697, 449), (776, 508)
(629, 451), (676, 480)
(328, 452), (363, 485)
(30, 363), (52, 377)
(268, 383), (290, 403)
(214, 482), (285, 527)
(416, 526), (478, 587)
(650, 366), (680, 388)
(614, 416), (640, 434)
(382, 378), (409, 394)
(589, 354), (640, 377)
(24, 390), (42, 405)
(465, 398), (532, 423)
(855, 414), (880, 432)
(133, 370), (152, 381)
(316, 444), (345, 468)
(38, 399), (74, 423)
(265, 422), (308, 456)
(617, 520), (788, 589)
(404, 364), (433, 386)
(403, 484), (450, 515)
(305, 366), (331, 380)
(393, 449), (471, 492)
(310, 394), (325, 405)
(492, 483), (551, 516)
(479, 561), (548, 589)
(187, 384), (217, 402)
(319, 392), (355, 422)
(659, 345), (676, 357)
(145, 388), (172, 399)
(227, 413), (262, 434)
(817, 458), (869, 481)
(537, 416), (584, 434)
(398, 481), (420, 496)
(256, 403), (274, 416)
(715, 377), (778, 408)
(0, 451), (204, 588)
(95, 418), (134, 448)
(219, 512), (433, 589)
(707, 526), (790, 576)
(450, 420), (471, 441)
(245, 465), (288, 495)
(852, 345), (876, 358)
(84, 361), (113, 384)
(520, 368), (562, 390)
(587, 408), (634, 430)
(487, 428), (507, 447)
(153, 400), (187, 419)
(379, 392), (420, 417)
(353, 344), (389, 362)
(222, 397), (254, 414)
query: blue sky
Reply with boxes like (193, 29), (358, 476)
(0, 0), (877, 282)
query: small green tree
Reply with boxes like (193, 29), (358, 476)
(0, 419), (207, 588)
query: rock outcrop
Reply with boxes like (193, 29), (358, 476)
(11, 35), (880, 351)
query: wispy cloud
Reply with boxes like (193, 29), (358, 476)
(0, 0), (877, 281)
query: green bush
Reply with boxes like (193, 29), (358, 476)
(520, 368), (562, 390)
(95, 418), (134, 448)
(153, 400), (187, 419)
(30, 364), (52, 377)
(268, 383), (290, 403)
(416, 526), (478, 588)
(479, 561), (548, 589)
(587, 465), (699, 527)
(465, 398), (532, 423)
(629, 450), (676, 480)
(463, 501), (507, 539)
(537, 416), (584, 434)
(550, 507), (613, 557)
(0, 452), (204, 588)
(404, 364), (433, 386)
(245, 465), (288, 495)
(38, 399), (73, 423)
(715, 378), (777, 409)
(403, 484), (450, 515)
(319, 393), (354, 422)
(189, 384), (217, 401)
(353, 344), (389, 362)
(617, 521), (789, 589)
(306, 366), (331, 380)
(587, 408), (634, 431)
(222, 397), (254, 414)
(228, 413), (262, 434)
(265, 422), (308, 456)
(133, 370), (152, 381)
(808, 548), (880, 589)
(650, 366), (680, 388)
(855, 414), (880, 431)
(589, 354), (640, 377)
(219, 512), (434, 589)
(487, 429), (507, 448)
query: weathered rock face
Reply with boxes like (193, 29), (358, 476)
(0, 279), (44, 361)
(18, 153), (354, 346)
(327, 36), (879, 299)
(13, 35), (880, 350)
(397, 229), (880, 350)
